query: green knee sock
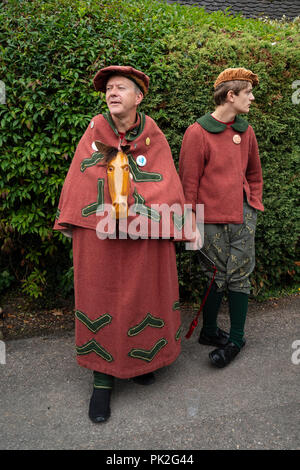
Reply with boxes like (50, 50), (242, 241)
(202, 282), (225, 336)
(93, 371), (114, 390)
(228, 290), (248, 349)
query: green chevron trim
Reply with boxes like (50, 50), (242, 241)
(172, 300), (180, 311)
(127, 313), (165, 337)
(132, 188), (161, 222)
(128, 154), (162, 183)
(75, 310), (112, 333)
(76, 339), (113, 362)
(172, 210), (187, 230)
(175, 326), (182, 341)
(128, 338), (167, 362)
(55, 208), (61, 220)
(81, 178), (104, 217)
(80, 152), (105, 172)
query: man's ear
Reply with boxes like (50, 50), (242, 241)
(135, 91), (144, 106)
(227, 89), (235, 103)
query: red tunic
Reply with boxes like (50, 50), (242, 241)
(179, 113), (264, 224)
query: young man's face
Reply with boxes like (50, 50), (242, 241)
(105, 75), (143, 120)
(231, 83), (255, 114)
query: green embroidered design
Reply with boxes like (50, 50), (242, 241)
(55, 208), (61, 220)
(175, 326), (182, 341)
(172, 300), (180, 311)
(128, 338), (167, 362)
(127, 313), (165, 337)
(128, 154), (162, 182)
(197, 112), (248, 134)
(81, 178), (104, 217)
(103, 112), (146, 141)
(132, 188), (161, 222)
(75, 310), (112, 333)
(172, 211), (186, 230)
(76, 339), (113, 362)
(126, 112), (146, 141)
(80, 152), (105, 172)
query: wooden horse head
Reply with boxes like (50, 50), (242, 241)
(94, 141), (131, 219)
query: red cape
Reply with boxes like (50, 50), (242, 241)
(54, 112), (191, 240)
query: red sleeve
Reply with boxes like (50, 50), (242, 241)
(179, 123), (206, 212)
(246, 126), (264, 211)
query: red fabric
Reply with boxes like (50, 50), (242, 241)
(54, 114), (190, 240)
(211, 115), (235, 125)
(73, 228), (181, 378)
(179, 122), (264, 223)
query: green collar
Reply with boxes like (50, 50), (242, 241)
(103, 112), (146, 141)
(197, 112), (249, 133)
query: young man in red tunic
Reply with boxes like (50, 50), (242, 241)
(54, 66), (189, 422)
(179, 67), (264, 368)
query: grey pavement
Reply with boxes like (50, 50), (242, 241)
(0, 296), (299, 450)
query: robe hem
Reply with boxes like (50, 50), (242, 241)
(76, 346), (181, 379)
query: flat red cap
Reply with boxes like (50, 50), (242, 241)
(93, 65), (149, 95)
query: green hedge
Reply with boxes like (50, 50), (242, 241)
(0, 0), (299, 303)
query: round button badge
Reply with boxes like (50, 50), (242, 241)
(136, 155), (147, 167)
(233, 134), (241, 144)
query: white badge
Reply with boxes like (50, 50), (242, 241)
(136, 155), (147, 167)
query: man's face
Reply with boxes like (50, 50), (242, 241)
(105, 75), (143, 119)
(231, 83), (255, 114)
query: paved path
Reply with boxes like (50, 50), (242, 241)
(1, 296), (299, 450)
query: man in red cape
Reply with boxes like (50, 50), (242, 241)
(54, 66), (190, 423)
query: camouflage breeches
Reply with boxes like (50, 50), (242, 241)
(200, 201), (257, 294)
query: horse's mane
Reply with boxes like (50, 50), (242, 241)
(94, 141), (130, 165)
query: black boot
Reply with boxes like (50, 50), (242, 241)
(209, 340), (246, 368)
(199, 327), (229, 347)
(132, 372), (155, 385)
(88, 388), (111, 423)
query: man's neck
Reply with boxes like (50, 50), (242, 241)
(110, 111), (138, 134)
(212, 106), (237, 124)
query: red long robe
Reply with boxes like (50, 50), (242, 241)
(54, 112), (189, 378)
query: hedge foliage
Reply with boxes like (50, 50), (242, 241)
(0, 0), (299, 303)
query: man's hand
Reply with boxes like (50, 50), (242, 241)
(185, 210), (203, 250)
(187, 225), (203, 250)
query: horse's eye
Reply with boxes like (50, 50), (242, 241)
(124, 166), (129, 171)
(108, 167), (114, 172)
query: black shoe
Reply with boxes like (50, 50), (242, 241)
(132, 372), (155, 385)
(199, 327), (229, 347)
(209, 340), (246, 368)
(88, 388), (111, 423)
